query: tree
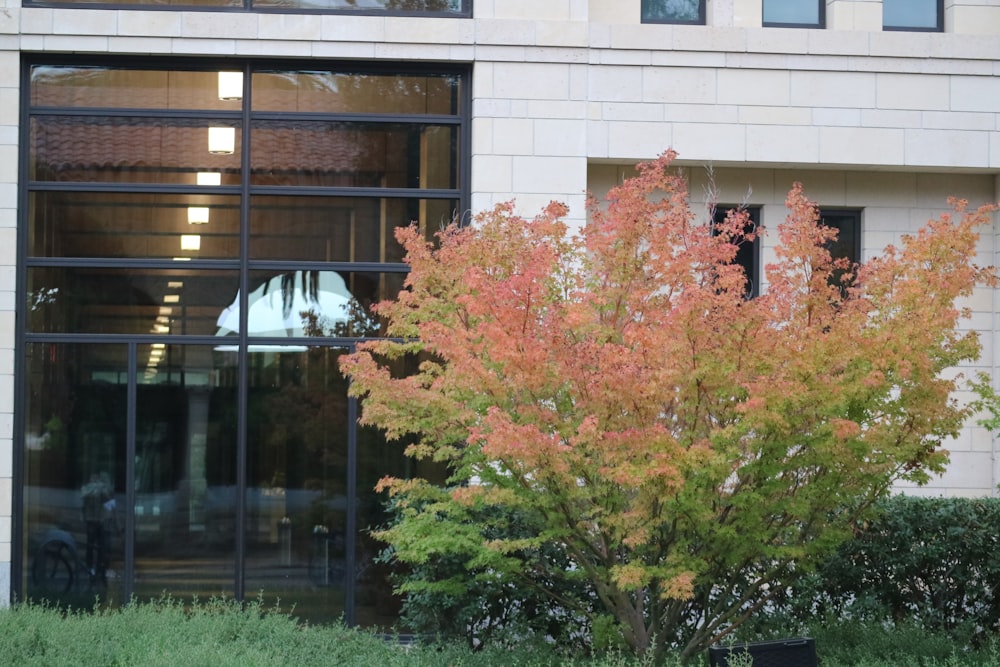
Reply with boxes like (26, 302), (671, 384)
(340, 151), (997, 660)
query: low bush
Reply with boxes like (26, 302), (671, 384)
(782, 495), (1000, 647)
(3, 597), (1000, 665)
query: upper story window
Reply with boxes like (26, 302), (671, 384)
(714, 206), (761, 298)
(883, 0), (942, 31)
(762, 0), (824, 28)
(819, 209), (862, 290)
(23, 0), (468, 13)
(641, 0), (706, 25)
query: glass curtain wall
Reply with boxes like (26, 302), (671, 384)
(19, 59), (464, 628)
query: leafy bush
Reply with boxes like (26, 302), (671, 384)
(381, 493), (598, 652)
(3, 597), (1000, 666)
(796, 496), (1000, 644)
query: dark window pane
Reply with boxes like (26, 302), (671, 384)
(132, 345), (239, 602)
(250, 195), (455, 263)
(819, 209), (862, 290)
(215, 270), (402, 340)
(31, 117), (242, 185)
(252, 71), (460, 115)
(30, 66), (244, 110)
(23, 343), (128, 607)
(714, 206), (760, 298)
(763, 0), (821, 25)
(29, 192), (241, 260)
(249, 122), (457, 189)
(819, 210), (861, 265)
(884, 0), (940, 29)
(26, 268), (240, 336)
(244, 346), (350, 624)
(641, 0), (703, 23)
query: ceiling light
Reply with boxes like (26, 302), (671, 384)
(208, 127), (235, 155)
(187, 207), (210, 224)
(218, 71), (243, 101)
(181, 234), (201, 251)
(163, 294), (180, 304)
(197, 172), (221, 186)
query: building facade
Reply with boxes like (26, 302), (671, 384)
(2, 0), (1000, 623)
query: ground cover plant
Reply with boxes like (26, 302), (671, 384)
(342, 150), (998, 661)
(3, 597), (1000, 666)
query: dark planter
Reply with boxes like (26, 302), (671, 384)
(708, 637), (817, 667)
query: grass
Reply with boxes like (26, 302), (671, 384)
(1, 598), (999, 666)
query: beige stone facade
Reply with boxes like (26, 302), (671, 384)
(3, 0), (1000, 602)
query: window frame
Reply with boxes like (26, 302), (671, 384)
(761, 0), (825, 29)
(640, 0), (707, 25)
(882, 0), (943, 32)
(20, 0), (471, 15)
(817, 208), (862, 291)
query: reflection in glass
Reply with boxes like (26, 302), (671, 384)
(641, 0), (703, 23)
(250, 196), (455, 263)
(251, 71), (461, 115)
(27, 268), (239, 336)
(762, 0), (821, 25)
(352, 353), (448, 628)
(883, 0), (939, 30)
(30, 117), (242, 184)
(249, 122), (457, 189)
(30, 66), (244, 110)
(215, 271), (398, 340)
(23, 343), (127, 607)
(29, 192), (240, 259)
(244, 346), (350, 624)
(132, 345), (238, 602)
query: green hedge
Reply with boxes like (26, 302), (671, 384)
(785, 495), (1000, 645)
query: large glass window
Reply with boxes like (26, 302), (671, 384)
(641, 0), (705, 24)
(883, 0), (942, 31)
(18, 59), (465, 628)
(762, 0), (824, 28)
(23, 0), (468, 13)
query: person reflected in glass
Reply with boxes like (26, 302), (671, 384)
(81, 472), (113, 582)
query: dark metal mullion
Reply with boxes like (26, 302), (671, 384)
(248, 185), (461, 199)
(234, 62), (252, 602)
(29, 107), (242, 120)
(345, 384), (359, 626)
(10, 60), (32, 601)
(31, 108), (460, 125)
(251, 111), (461, 124)
(459, 64), (472, 220)
(124, 342), (137, 602)
(25, 257), (240, 270)
(27, 181), (460, 199)
(27, 182), (242, 195)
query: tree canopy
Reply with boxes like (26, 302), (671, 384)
(340, 151), (997, 659)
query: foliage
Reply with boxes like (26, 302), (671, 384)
(341, 150), (997, 661)
(383, 493), (597, 651)
(776, 495), (1000, 647)
(4, 597), (1000, 666)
